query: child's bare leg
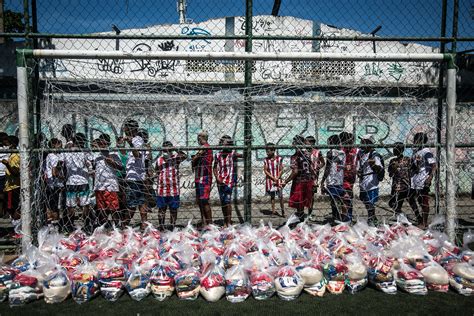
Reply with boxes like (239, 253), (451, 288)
(139, 204), (148, 230)
(223, 204), (232, 227)
(158, 207), (166, 229)
(170, 209), (178, 229)
(279, 194), (285, 216)
(271, 196), (276, 215)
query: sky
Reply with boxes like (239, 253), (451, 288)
(4, 0), (473, 51)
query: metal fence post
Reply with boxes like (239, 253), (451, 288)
(243, 0), (253, 223)
(445, 55), (457, 243)
(16, 50), (32, 249)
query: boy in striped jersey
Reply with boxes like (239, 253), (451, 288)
(213, 135), (242, 227)
(305, 136), (325, 221)
(155, 141), (188, 229)
(263, 143), (285, 217)
(192, 131), (213, 226)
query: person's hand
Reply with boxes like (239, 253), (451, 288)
(1, 159), (7, 165)
(424, 177), (433, 189)
(217, 176), (223, 184)
(367, 159), (376, 167)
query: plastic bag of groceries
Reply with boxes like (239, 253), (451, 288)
(174, 267), (201, 300)
(394, 261), (427, 295)
(296, 260), (326, 297)
(244, 252), (275, 300)
(225, 264), (250, 303)
(322, 257), (348, 295)
(345, 253), (368, 294)
(71, 263), (100, 304)
(366, 251), (397, 294)
(0, 253), (20, 302)
(96, 259), (126, 301)
(38, 226), (63, 254)
(200, 252), (225, 302)
(125, 263), (151, 301)
(150, 260), (176, 301)
(11, 246), (38, 272)
(223, 239), (246, 269)
(58, 250), (87, 274)
(449, 262), (474, 296)
(275, 265), (304, 301)
(463, 229), (474, 251)
(420, 261), (449, 292)
(9, 268), (44, 307)
(42, 265), (71, 304)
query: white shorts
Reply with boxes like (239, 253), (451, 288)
(65, 184), (90, 208)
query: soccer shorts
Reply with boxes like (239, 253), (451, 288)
(289, 180), (313, 209)
(125, 181), (145, 208)
(360, 188), (379, 206)
(65, 184), (90, 208)
(195, 182), (211, 202)
(218, 184), (233, 205)
(156, 195), (180, 210)
(96, 191), (120, 211)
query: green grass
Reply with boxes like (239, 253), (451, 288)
(0, 287), (472, 316)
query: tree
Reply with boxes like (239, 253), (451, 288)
(4, 10), (25, 33)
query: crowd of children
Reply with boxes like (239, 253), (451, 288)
(0, 124), (437, 234)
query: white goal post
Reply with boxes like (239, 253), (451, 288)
(16, 49), (457, 246)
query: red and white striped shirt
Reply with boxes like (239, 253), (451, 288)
(309, 149), (322, 183)
(264, 155), (283, 192)
(214, 151), (237, 188)
(155, 154), (183, 197)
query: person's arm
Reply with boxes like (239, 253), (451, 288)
(317, 152), (325, 171)
(424, 153), (437, 187)
(263, 163), (277, 182)
(282, 157), (297, 187)
(105, 154), (122, 171)
(212, 157), (222, 184)
(320, 155), (331, 192)
(368, 152), (383, 174)
(388, 158), (398, 178)
(1, 155), (20, 176)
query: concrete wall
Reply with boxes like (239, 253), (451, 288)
(38, 15), (439, 86)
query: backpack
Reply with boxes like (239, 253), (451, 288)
(369, 151), (385, 182)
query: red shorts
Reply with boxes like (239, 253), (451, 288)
(96, 191), (119, 211)
(289, 181), (313, 209)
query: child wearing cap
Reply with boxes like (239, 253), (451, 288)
(213, 135), (242, 227)
(282, 135), (313, 222)
(357, 134), (384, 226)
(155, 141), (187, 229)
(263, 142), (285, 217)
(320, 135), (346, 223)
(408, 132), (436, 228)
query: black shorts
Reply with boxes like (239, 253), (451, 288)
(46, 186), (63, 213)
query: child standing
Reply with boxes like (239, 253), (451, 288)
(155, 141), (187, 229)
(339, 132), (359, 222)
(263, 143), (285, 217)
(320, 135), (346, 223)
(93, 137), (122, 227)
(44, 138), (64, 226)
(357, 135), (384, 226)
(1, 136), (20, 223)
(62, 133), (93, 233)
(305, 136), (325, 221)
(192, 131), (213, 226)
(408, 132), (436, 228)
(282, 135), (313, 222)
(388, 142), (411, 216)
(213, 135), (242, 227)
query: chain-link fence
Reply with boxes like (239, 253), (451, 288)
(0, 1), (472, 245)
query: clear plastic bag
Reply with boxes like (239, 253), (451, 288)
(449, 262), (474, 296)
(42, 266), (71, 304)
(420, 261), (449, 292)
(275, 265), (304, 301)
(296, 261), (326, 297)
(394, 261), (427, 295)
(9, 269), (44, 307)
(71, 263), (100, 304)
(96, 259), (126, 301)
(225, 264), (250, 303)
(200, 252), (225, 302)
(345, 254), (368, 294)
(322, 257), (347, 295)
(125, 263), (151, 301)
(174, 267), (201, 300)
(150, 260), (176, 301)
